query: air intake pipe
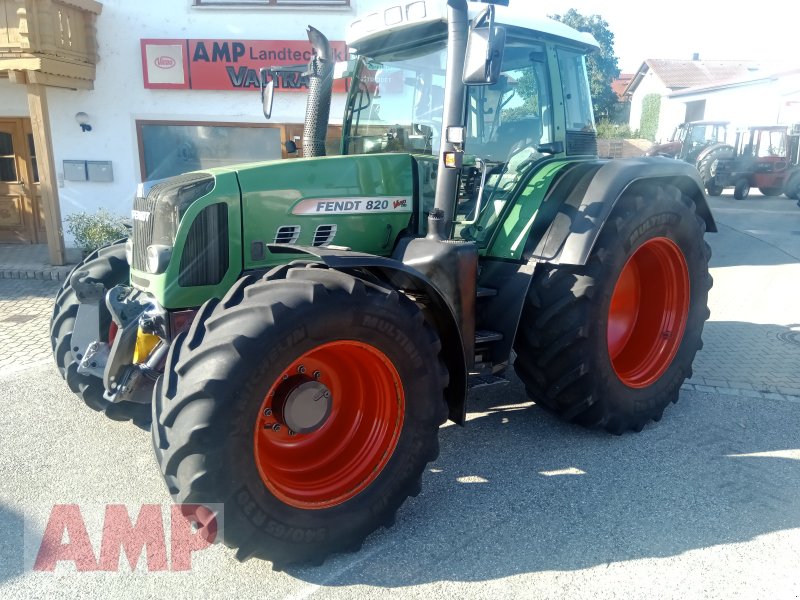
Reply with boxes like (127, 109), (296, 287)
(303, 26), (334, 158)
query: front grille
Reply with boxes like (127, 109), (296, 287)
(179, 203), (229, 287)
(566, 131), (598, 156)
(132, 195), (157, 271)
(131, 172), (214, 272)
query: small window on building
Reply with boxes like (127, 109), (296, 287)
(137, 122), (283, 181)
(193, 0), (349, 7)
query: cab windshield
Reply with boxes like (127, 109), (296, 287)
(343, 42), (447, 156)
(344, 36), (559, 249)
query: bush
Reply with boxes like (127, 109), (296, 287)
(596, 119), (635, 139)
(65, 209), (128, 253)
(639, 94), (661, 141)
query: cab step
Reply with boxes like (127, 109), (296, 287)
(475, 330), (503, 345)
(467, 374), (509, 390)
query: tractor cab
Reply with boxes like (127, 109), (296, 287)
(341, 2), (597, 243)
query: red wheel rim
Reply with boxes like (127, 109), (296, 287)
(254, 341), (404, 509)
(607, 237), (690, 388)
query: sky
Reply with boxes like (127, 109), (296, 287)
(535, 1), (797, 74)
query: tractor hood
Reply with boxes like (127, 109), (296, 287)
(129, 153), (418, 310)
(235, 153), (417, 269)
(645, 140), (681, 158)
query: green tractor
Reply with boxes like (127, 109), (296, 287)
(51, 0), (715, 567)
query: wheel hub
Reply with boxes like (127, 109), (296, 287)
(274, 379), (332, 434)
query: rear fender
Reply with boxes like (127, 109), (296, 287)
(263, 245), (468, 425)
(530, 157), (716, 266)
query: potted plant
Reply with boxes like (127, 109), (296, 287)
(65, 209), (129, 256)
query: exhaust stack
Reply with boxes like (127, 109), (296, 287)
(303, 26), (334, 158)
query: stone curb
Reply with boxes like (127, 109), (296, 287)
(0, 268), (73, 281)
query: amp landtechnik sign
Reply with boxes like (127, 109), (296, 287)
(140, 39), (348, 91)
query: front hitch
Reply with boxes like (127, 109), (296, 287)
(72, 284), (166, 405)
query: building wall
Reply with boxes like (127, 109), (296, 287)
(627, 70), (669, 138)
(0, 78), (29, 115)
(671, 74), (800, 133)
(2, 0), (388, 245)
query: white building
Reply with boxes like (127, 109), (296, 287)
(624, 58), (759, 143)
(668, 68), (800, 130)
(0, 0), (381, 263)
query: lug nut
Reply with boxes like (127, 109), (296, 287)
(282, 374), (289, 381)
(263, 408), (272, 417)
(323, 391), (330, 398)
(272, 423), (281, 432)
(313, 370), (321, 379)
(289, 430), (296, 437)
(297, 365), (306, 374)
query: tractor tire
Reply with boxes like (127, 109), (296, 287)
(513, 183), (712, 434)
(696, 144), (733, 186)
(705, 182), (723, 197)
(784, 173), (800, 200)
(50, 241), (150, 428)
(757, 187), (782, 197)
(151, 265), (448, 568)
(733, 179), (751, 200)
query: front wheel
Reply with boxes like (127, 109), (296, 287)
(152, 266), (448, 567)
(513, 184), (712, 434)
(757, 187), (782, 197)
(734, 178), (751, 200)
(706, 182), (723, 197)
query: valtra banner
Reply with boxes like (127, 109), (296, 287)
(141, 39), (348, 92)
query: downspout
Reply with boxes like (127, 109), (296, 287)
(303, 26), (334, 158)
(430, 0), (469, 238)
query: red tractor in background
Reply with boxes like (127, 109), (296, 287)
(646, 120), (734, 194)
(709, 124), (800, 199)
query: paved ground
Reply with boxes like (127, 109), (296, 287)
(0, 279), (61, 375)
(0, 190), (798, 599)
(687, 193), (800, 397)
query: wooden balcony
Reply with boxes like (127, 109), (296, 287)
(0, 0), (102, 89)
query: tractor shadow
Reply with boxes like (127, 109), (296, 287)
(287, 364), (800, 586)
(0, 502), (28, 584)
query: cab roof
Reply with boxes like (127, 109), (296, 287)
(347, 0), (599, 55)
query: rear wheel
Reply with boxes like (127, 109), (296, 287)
(50, 241), (150, 427)
(513, 184), (712, 434)
(152, 266), (448, 567)
(784, 173), (800, 200)
(758, 187), (782, 197)
(696, 144), (733, 187)
(733, 178), (750, 200)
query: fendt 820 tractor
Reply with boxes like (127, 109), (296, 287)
(51, 0), (715, 566)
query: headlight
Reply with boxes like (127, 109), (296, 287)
(146, 245), (172, 274)
(125, 239), (133, 265)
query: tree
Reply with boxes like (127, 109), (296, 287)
(549, 9), (621, 121)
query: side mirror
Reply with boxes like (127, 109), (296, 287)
(463, 6), (506, 86)
(260, 68), (275, 120)
(285, 140), (298, 154)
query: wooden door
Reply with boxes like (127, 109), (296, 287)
(0, 119), (37, 243)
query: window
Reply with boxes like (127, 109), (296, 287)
(556, 48), (594, 132)
(193, 0), (349, 7)
(137, 122), (284, 182)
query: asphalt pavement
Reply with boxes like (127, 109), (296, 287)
(0, 190), (799, 599)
